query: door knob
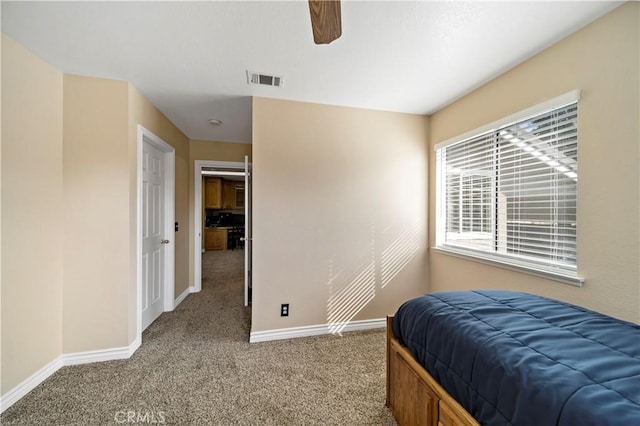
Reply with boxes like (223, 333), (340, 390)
(161, 239), (170, 244)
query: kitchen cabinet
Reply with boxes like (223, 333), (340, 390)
(205, 177), (222, 209)
(222, 181), (245, 210)
(222, 181), (236, 209)
(204, 228), (228, 250)
(206, 177), (244, 211)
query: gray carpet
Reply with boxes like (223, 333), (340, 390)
(1, 249), (397, 425)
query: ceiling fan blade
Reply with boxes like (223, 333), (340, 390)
(308, 0), (342, 45)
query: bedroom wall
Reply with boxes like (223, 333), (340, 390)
(62, 74), (131, 352)
(252, 97), (429, 332)
(128, 85), (191, 342)
(187, 139), (252, 288)
(428, 3), (639, 323)
(1, 34), (64, 393)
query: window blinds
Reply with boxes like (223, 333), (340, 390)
(438, 102), (578, 272)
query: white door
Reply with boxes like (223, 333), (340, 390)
(244, 155), (252, 306)
(142, 141), (166, 330)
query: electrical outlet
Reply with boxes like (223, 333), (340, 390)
(281, 303), (289, 317)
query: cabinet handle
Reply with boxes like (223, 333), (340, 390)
(161, 239), (170, 244)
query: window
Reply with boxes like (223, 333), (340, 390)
(435, 92), (581, 284)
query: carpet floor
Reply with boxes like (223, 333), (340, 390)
(1, 249), (397, 425)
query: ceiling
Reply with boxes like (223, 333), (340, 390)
(2, 1), (621, 144)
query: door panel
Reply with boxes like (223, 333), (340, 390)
(142, 141), (165, 330)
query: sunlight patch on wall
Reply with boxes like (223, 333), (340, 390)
(381, 222), (420, 288)
(326, 220), (421, 333)
(327, 221), (376, 335)
(327, 258), (376, 335)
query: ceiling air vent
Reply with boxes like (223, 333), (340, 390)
(246, 71), (284, 88)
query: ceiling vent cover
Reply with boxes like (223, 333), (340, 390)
(246, 71), (284, 88)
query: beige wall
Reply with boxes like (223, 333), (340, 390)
(62, 75), (130, 352)
(128, 85), (190, 341)
(1, 35), (64, 392)
(187, 139), (252, 288)
(190, 139), (252, 163)
(252, 97), (429, 332)
(428, 3), (639, 323)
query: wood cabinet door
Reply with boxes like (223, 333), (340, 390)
(222, 181), (235, 209)
(204, 229), (227, 250)
(212, 229), (226, 250)
(204, 229), (215, 250)
(205, 178), (222, 209)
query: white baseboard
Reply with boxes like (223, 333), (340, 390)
(0, 337), (141, 413)
(173, 287), (191, 308)
(249, 318), (386, 343)
(0, 356), (63, 413)
(63, 336), (140, 366)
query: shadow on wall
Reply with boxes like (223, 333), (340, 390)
(327, 221), (420, 334)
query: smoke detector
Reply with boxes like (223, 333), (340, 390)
(246, 70), (284, 88)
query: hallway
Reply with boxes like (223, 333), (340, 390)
(195, 248), (251, 341)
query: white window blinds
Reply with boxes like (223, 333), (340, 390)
(436, 101), (578, 278)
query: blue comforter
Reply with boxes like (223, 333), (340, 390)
(393, 290), (640, 425)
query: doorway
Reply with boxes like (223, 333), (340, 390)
(137, 125), (175, 338)
(193, 158), (252, 309)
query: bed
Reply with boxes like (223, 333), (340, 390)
(386, 290), (640, 426)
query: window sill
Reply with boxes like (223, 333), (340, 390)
(432, 246), (584, 287)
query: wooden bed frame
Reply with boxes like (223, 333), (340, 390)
(386, 316), (479, 426)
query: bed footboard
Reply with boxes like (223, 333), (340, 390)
(386, 316), (479, 426)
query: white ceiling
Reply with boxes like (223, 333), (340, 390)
(2, 1), (621, 144)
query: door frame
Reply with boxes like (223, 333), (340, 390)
(137, 125), (175, 340)
(193, 159), (249, 293)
